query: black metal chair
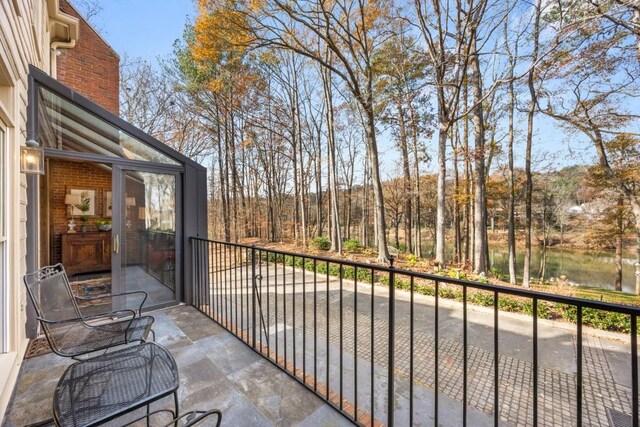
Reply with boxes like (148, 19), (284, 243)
(24, 263), (155, 359)
(125, 409), (223, 427)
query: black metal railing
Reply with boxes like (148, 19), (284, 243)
(191, 237), (639, 427)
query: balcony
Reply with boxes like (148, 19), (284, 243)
(3, 239), (638, 426)
(3, 305), (350, 426)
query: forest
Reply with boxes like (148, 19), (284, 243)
(112, 0), (640, 294)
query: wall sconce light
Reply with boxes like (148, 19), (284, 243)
(20, 139), (45, 175)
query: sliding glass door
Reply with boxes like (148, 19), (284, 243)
(112, 166), (181, 308)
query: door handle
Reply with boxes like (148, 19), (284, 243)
(113, 234), (120, 254)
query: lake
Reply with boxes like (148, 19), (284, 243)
(422, 243), (638, 293)
(489, 244), (637, 293)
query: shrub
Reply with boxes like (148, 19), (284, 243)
(560, 305), (630, 333)
(343, 238), (361, 252)
(311, 236), (331, 251)
(406, 253), (418, 267)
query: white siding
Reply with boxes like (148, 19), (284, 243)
(0, 0), (73, 417)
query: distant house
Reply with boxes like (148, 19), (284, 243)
(567, 205), (585, 215)
(0, 1), (207, 417)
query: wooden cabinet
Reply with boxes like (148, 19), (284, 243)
(62, 232), (111, 276)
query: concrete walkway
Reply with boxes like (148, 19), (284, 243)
(209, 262), (634, 426)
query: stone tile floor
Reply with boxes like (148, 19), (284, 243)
(2, 305), (352, 427)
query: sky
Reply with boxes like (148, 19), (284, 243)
(77, 0), (632, 174)
(84, 0), (196, 61)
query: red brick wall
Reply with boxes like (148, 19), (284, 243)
(47, 159), (112, 264)
(46, 160), (146, 267)
(56, 0), (120, 115)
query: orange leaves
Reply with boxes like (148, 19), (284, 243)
(192, 0), (255, 66)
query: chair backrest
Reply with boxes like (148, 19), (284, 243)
(23, 264), (82, 323)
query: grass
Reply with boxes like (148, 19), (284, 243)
(572, 287), (640, 305)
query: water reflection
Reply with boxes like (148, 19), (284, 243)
(421, 243), (637, 293)
(489, 244), (637, 293)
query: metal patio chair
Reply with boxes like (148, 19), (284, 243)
(125, 409), (223, 427)
(24, 263), (155, 359)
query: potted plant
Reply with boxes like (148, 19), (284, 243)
(74, 192), (91, 232)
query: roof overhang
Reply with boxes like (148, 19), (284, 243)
(47, 0), (79, 50)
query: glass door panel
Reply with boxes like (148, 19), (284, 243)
(114, 169), (178, 308)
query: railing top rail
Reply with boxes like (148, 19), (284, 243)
(191, 237), (640, 315)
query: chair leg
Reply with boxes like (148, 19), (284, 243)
(173, 391), (179, 427)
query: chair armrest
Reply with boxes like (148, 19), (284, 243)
(81, 309), (137, 323)
(36, 316), (82, 326)
(76, 291), (148, 315)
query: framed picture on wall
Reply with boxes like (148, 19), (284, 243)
(104, 191), (112, 217)
(67, 188), (96, 217)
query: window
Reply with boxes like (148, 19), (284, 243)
(38, 86), (179, 165)
(0, 126), (6, 353)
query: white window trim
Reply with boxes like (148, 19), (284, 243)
(0, 124), (6, 353)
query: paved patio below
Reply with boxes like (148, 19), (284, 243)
(2, 305), (352, 426)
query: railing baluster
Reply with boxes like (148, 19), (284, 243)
(410, 275), (414, 427)
(283, 256), (288, 371)
(235, 245), (238, 337)
(303, 256), (307, 382)
(258, 249), (263, 352)
(354, 266), (359, 423)
(252, 246), (257, 349)
(340, 263), (344, 411)
(577, 305), (583, 427)
(388, 259), (395, 427)
(224, 244), (228, 329)
(494, 291), (499, 427)
(463, 286), (467, 427)
(267, 252), (271, 359)
(632, 314), (638, 427)
(313, 258), (318, 392)
(371, 268), (375, 426)
(207, 242), (216, 318)
(533, 297), (538, 427)
(275, 252), (279, 362)
(293, 255), (297, 376)
(435, 279), (439, 425)
(240, 246), (244, 336)
(326, 260), (330, 400)
(217, 243), (221, 323)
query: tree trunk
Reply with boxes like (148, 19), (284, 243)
(615, 195), (624, 291)
(452, 126), (461, 263)
(322, 67), (342, 253)
(463, 83), (471, 266)
(409, 103), (423, 257)
(630, 200), (640, 295)
(397, 103), (412, 253)
(507, 57), (517, 286)
(216, 106), (230, 242)
(364, 106), (390, 262)
(523, 0), (542, 288)
(469, 28), (489, 274)
(291, 62), (307, 247)
(435, 121), (448, 266)
(538, 200), (548, 280)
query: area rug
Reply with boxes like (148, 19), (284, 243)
(24, 337), (52, 359)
